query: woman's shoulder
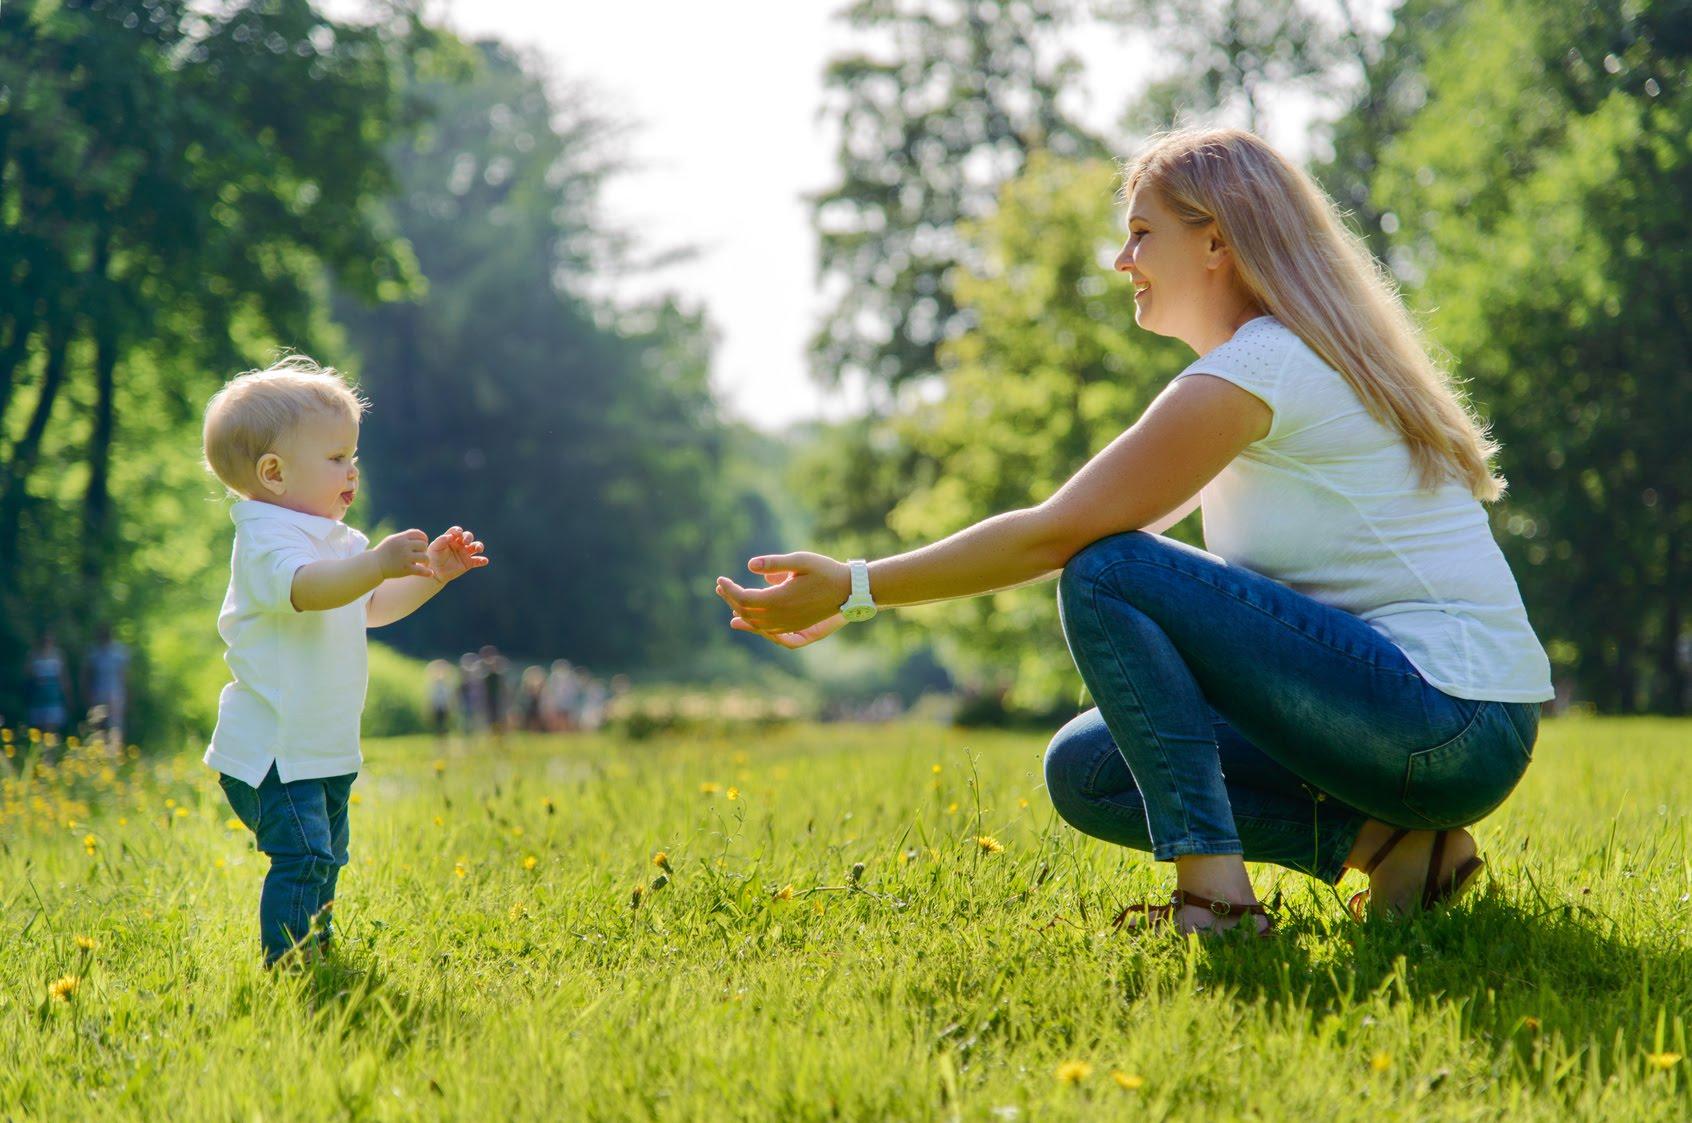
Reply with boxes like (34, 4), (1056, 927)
(1179, 316), (1301, 397)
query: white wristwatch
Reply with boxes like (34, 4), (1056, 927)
(839, 559), (877, 623)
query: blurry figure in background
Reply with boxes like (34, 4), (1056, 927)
(517, 666), (547, 731)
(478, 644), (509, 736)
(458, 652), (487, 735)
(579, 672), (609, 732)
(83, 622), (131, 753)
(24, 630), (72, 741)
(425, 659), (455, 742)
(545, 659), (579, 731)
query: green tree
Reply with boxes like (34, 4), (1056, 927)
(336, 39), (761, 670)
(0, 0), (424, 733)
(882, 155), (1195, 709)
(1370, 0), (1692, 711)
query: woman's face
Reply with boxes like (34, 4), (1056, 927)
(1114, 186), (1244, 352)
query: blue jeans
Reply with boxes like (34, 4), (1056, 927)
(1045, 532), (1539, 883)
(219, 765), (355, 964)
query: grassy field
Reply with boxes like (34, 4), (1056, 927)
(2, 716), (1687, 1121)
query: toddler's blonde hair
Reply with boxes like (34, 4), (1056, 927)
(203, 355), (367, 498)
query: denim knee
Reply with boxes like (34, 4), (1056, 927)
(1043, 711), (1110, 828)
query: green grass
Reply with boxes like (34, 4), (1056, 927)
(3, 717), (1688, 1121)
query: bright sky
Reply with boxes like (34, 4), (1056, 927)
(436, 2), (1343, 430)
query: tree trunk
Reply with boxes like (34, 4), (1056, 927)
(0, 290), (39, 433)
(0, 307), (72, 575)
(82, 232), (118, 589)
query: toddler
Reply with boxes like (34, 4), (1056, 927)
(202, 356), (487, 966)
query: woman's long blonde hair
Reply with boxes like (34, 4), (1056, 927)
(1123, 127), (1505, 501)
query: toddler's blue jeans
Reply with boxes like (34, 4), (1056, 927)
(219, 764), (355, 965)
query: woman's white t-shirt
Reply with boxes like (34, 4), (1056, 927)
(1173, 315), (1554, 703)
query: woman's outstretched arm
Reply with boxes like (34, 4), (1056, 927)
(716, 373), (1270, 644)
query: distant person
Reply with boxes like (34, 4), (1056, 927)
(544, 659), (579, 731)
(458, 652), (487, 734)
(199, 355), (489, 966)
(517, 666), (546, 731)
(718, 128), (1553, 933)
(83, 623), (131, 752)
(425, 659), (455, 741)
(23, 630), (71, 738)
(479, 644), (508, 735)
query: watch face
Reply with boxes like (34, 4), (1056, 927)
(842, 605), (875, 623)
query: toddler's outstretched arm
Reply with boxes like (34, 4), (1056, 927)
(367, 526), (488, 628)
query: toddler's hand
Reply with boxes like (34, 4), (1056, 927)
(373, 530), (432, 579)
(427, 526), (489, 584)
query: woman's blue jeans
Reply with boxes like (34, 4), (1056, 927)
(219, 765), (355, 964)
(1045, 532), (1539, 883)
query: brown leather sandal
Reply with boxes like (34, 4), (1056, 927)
(1348, 827), (1486, 920)
(1113, 889), (1274, 937)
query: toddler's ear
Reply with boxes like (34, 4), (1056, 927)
(255, 452), (287, 496)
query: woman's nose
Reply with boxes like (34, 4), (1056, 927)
(1114, 242), (1134, 272)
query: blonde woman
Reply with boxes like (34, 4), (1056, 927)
(716, 128), (1552, 934)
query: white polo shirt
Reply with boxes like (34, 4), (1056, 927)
(204, 501), (372, 787)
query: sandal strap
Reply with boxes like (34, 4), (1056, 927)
(1421, 830), (1449, 909)
(1361, 827), (1412, 875)
(1170, 889), (1267, 918)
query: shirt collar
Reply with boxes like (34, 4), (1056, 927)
(231, 499), (350, 542)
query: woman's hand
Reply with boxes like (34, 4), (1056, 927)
(715, 552), (852, 646)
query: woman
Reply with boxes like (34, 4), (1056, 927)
(716, 128), (1552, 933)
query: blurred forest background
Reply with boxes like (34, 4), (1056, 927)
(0, 0), (1685, 745)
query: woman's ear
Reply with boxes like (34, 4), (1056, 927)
(255, 452), (286, 496)
(1205, 226), (1231, 270)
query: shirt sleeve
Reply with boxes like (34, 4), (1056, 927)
(237, 523), (319, 614)
(1173, 326), (1291, 442)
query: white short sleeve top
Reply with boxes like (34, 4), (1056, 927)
(204, 501), (372, 786)
(1174, 316), (1554, 703)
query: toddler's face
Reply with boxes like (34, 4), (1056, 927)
(261, 410), (361, 521)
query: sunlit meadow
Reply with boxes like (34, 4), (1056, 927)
(2, 716), (1687, 1121)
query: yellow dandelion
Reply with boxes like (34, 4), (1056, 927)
(1055, 1060), (1092, 1085)
(453, 860), (468, 879)
(700, 781), (721, 795)
(1111, 1071), (1144, 1091)
(931, 764), (942, 774)
(511, 825), (524, 837)
(1369, 1052), (1392, 1073)
(214, 857), (227, 870)
(433, 760), (446, 775)
(117, 817), (127, 827)
(1646, 1052), (1682, 1071)
(630, 884), (645, 909)
(1018, 797), (1030, 809)
(47, 975), (79, 1002)
(976, 835), (1004, 854)
(82, 834), (97, 850)
(653, 851), (672, 872)
(226, 817), (243, 831)
(726, 787), (740, 801)
(433, 815), (445, 827)
(773, 884), (794, 901)
(74, 935), (97, 952)
(165, 798), (175, 808)
(173, 807), (188, 819)
(946, 802), (958, 814)
(349, 792), (363, 806)
(522, 855), (538, 871)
